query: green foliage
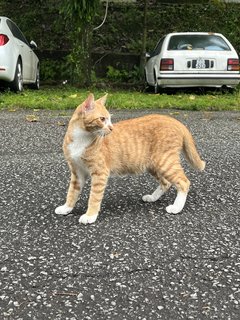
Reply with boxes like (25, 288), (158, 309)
(106, 66), (128, 82)
(93, 2), (240, 54)
(1, 0), (240, 83)
(40, 58), (72, 82)
(106, 66), (141, 83)
(60, 0), (100, 25)
(60, 0), (101, 86)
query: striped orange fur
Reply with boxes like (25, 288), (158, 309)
(55, 93), (205, 224)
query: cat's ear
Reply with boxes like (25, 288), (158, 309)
(96, 93), (108, 106)
(82, 93), (95, 113)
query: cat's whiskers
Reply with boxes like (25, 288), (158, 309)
(95, 127), (111, 137)
(94, 129), (104, 137)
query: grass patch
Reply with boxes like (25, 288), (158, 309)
(0, 86), (240, 111)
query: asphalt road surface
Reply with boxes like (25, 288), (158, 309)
(0, 108), (240, 320)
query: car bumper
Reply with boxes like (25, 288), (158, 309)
(0, 67), (14, 82)
(0, 48), (16, 82)
(157, 73), (240, 88)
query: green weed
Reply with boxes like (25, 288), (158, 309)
(0, 86), (239, 111)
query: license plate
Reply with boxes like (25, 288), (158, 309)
(194, 57), (207, 69)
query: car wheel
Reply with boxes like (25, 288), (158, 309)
(30, 65), (40, 90)
(11, 59), (23, 92)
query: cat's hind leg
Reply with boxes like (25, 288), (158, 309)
(166, 191), (188, 214)
(164, 169), (190, 214)
(142, 178), (171, 203)
(142, 186), (163, 203)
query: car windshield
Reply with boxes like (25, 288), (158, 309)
(168, 34), (231, 51)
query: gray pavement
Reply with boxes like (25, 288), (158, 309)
(0, 108), (240, 320)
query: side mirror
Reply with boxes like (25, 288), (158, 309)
(30, 40), (37, 50)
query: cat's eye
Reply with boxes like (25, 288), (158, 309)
(100, 117), (106, 122)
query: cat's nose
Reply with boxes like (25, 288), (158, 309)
(108, 124), (113, 131)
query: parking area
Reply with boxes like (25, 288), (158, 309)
(0, 109), (239, 319)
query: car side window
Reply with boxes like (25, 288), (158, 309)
(7, 19), (30, 46)
(151, 37), (165, 57)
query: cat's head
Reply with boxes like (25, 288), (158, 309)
(74, 93), (113, 137)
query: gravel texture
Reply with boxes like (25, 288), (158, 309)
(0, 108), (239, 320)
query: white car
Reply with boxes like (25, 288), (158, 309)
(0, 16), (39, 92)
(145, 32), (240, 93)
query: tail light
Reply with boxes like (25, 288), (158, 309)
(0, 34), (9, 46)
(227, 58), (239, 71)
(160, 58), (174, 71)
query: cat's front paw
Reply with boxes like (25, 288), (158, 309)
(55, 204), (73, 215)
(166, 205), (182, 214)
(79, 213), (98, 225)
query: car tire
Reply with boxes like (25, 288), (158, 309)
(11, 59), (23, 92)
(30, 65), (40, 90)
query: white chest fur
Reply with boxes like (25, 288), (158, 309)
(68, 127), (94, 161)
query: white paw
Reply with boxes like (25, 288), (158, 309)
(79, 213), (98, 225)
(55, 204), (73, 215)
(142, 187), (163, 203)
(166, 205), (182, 214)
(142, 195), (154, 202)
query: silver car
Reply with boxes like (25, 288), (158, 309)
(145, 32), (240, 93)
(0, 16), (39, 92)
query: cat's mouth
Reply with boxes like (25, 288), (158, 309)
(95, 127), (113, 137)
(96, 130), (111, 137)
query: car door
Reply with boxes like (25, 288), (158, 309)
(7, 19), (33, 81)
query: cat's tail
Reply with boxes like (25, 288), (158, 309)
(183, 128), (206, 171)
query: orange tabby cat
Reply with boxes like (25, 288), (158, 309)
(55, 93), (205, 224)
